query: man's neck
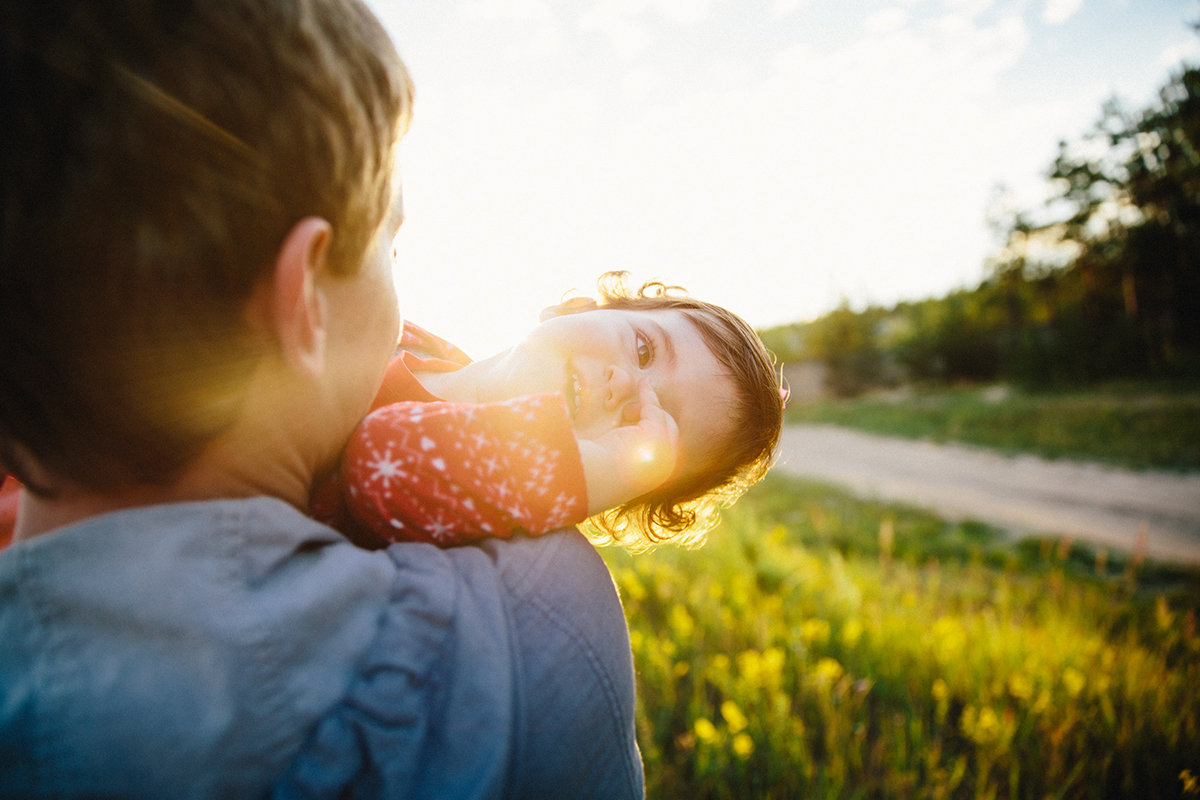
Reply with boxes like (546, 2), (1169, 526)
(13, 437), (315, 543)
(14, 485), (159, 542)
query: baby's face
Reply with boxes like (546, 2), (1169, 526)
(493, 307), (738, 483)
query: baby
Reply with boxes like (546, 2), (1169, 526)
(314, 271), (785, 550)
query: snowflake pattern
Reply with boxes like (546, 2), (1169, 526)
(340, 392), (587, 547)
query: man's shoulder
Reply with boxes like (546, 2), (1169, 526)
(0, 506), (643, 799)
(0, 498), (407, 798)
(475, 529), (626, 634)
(278, 531), (644, 799)
(470, 531), (645, 799)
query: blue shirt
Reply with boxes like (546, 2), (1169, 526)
(0, 498), (643, 798)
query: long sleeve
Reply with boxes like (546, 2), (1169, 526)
(339, 394), (589, 546)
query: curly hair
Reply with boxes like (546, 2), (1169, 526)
(576, 272), (785, 550)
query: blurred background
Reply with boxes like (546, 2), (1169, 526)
(368, 0), (1196, 360)
(363, 3), (1200, 796)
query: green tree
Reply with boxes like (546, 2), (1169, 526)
(767, 52), (1200, 389)
(801, 302), (888, 396)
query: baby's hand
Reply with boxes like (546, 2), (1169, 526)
(577, 379), (680, 515)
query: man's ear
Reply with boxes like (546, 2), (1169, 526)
(268, 217), (332, 377)
(538, 295), (598, 322)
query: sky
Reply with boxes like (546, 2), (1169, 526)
(366, 0), (1200, 358)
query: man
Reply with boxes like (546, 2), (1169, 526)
(0, 2), (643, 797)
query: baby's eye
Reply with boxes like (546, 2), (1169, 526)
(635, 331), (654, 368)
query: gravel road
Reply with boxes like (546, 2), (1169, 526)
(775, 424), (1200, 566)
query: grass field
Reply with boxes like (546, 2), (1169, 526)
(600, 473), (1200, 799)
(783, 384), (1200, 472)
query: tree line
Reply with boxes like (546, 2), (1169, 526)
(762, 56), (1200, 396)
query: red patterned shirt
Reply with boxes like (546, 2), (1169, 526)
(315, 323), (589, 547)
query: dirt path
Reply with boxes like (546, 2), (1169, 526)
(775, 424), (1200, 566)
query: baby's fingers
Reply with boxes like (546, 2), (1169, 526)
(634, 379), (678, 444)
(636, 377), (659, 407)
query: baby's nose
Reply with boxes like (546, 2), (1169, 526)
(604, 364), (636, 410)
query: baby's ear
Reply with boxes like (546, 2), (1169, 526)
(539, 296), (598, 322)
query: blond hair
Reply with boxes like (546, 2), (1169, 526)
(1, 0), (412, 491)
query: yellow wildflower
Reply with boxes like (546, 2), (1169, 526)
(1008, 672), (1034, 701)
(721, 700), (749, 734)
(669, 604), (694, 638)
(977, 707), (1000, 739)
(694, 717), (718, 743)
(620, 572), (646, 602)
(1156, 595), (1174, 630)
(732, 732), (755, 758)
(961, 704), (1001, 746)
(800, 618), (830, 645)
(737, 650), (762, 686)
(813, 657), (844, 685)
(841, 618), (864, 647)
(1062, 667), (1086, 698)
(1180, 769), (1199, 795)
(762, 647), (785, 676)
(931, 616), (966, 662)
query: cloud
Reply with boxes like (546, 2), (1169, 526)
(546, 9), (1039, 325)
(1042, 0), (1084, 25)
(460, 0), (563, 57)
(864, 8), (908, 34)
(461, 0), (549, 19)
(770, 0), (806, 17)
(647, 0), (723, 25)
(842, 10), (1029, 100)
(579, 0), (725, 59)
(580, 1), (653, 58)
(1160, 36), (1200, 69)
(945, 0), (996, 15)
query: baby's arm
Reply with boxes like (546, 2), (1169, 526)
(338, 395), (589, 546)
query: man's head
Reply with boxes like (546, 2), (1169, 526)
(1, 0), (413, 492)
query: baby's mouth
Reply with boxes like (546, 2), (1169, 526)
(566, 369), (583, 419)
